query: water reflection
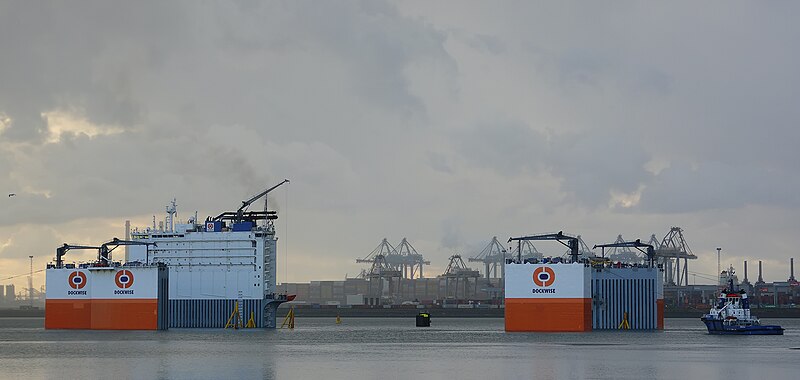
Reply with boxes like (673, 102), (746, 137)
(0, 318), (798, 379)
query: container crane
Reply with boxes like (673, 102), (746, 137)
(439, 254), (480, 299)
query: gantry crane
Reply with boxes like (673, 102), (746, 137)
(469, 237), (508, 279)
(439, 254), (480, 299)
(364, 254), (402, 303)
(655, 227), (696, 286)
(357, 238), (429, 280)
(395, 238), (429, 279)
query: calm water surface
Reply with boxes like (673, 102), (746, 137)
(1, 317), (799, 379)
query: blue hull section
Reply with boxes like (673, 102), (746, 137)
(701, 318), (784, 335)
(169, 299), (265, 328)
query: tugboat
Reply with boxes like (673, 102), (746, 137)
(700, 278), (784, 335)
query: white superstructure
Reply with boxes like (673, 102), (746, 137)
(127, 221), (277, 301)
(123, 180), (291, 328)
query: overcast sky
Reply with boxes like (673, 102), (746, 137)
(2, 1), (799, 292)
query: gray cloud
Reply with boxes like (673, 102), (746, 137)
(638, 161), (799, 213)
(456, 120), (547, 176)
(456, 122), (651, 207)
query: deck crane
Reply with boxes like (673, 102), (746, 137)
(593, 239), (656, 267)
(213, 179), (290, 223)
(98, 238), (157, 266)
(238, 179), (290, 221)
(509, 231), (579, 263)
(55, 244), (100, 268)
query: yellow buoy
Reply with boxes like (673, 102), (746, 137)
(336, 314), (341, 324)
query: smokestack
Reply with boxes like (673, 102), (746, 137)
(790, 258), (796, 282)
(743, 261), (749, 283)
(757, 260), (764, 283)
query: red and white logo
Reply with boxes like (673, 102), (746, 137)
(68, 271), (87, 289)
(115, 270), (134, 288)
(532, 267), (555, 287)
(206, 222), (215, 232)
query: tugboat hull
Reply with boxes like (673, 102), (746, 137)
(701, 318), (784, 335)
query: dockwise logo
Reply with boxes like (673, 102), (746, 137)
(115, 270), (134, 289)
(532, 266), (555, 287)
(68, 271), (87, 289)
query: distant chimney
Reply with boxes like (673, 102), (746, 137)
(790, 258), (796, 282)
(757, 260), (764, 283)
(743, 261), (749, 283)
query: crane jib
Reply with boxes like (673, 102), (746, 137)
(237, 179), (290, 213)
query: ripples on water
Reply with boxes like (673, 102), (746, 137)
(0, 317), (799, 379)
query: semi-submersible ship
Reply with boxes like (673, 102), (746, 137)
(45, 180), (293, 330)
(504, 233), (664, 332)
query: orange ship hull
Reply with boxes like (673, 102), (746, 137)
(45, 300), (92, 329)
(45, 299), (158, 330)
(505, 298), (592, 332)
(91, 299), (158, 330)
